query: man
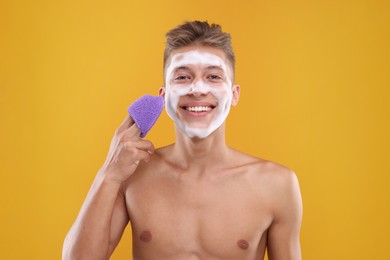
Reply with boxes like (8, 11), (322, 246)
(63, 20), (303, 260)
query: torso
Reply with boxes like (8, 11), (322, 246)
(123, 145), (280, 260)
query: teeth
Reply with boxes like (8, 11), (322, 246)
(186, 106), (212, 112)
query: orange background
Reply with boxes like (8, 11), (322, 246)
(1, 0), (389, 259)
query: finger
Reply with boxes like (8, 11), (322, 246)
(116, 115), (135, 135)
(133, 139), (155, 154)
(136, 149), (153, 163)
(124, 143), (153, 163)
(120, 123), (142, 141)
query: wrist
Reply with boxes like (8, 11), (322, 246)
(97, 168), (126, 187)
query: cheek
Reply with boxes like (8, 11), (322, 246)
(211, 86), (232, 105)
(165, 85), (191, 111)
(167, 84), (191, 97)
(166, 88), (179, 109)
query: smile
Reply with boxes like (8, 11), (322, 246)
(183, 106), (214, 112)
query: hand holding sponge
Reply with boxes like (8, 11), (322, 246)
(127, 95), (164, 138)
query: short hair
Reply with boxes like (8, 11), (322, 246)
(164, 20), (235, 79)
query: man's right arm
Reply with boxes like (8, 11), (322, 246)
(62, 116), (154, 260)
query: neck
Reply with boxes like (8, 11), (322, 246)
(172, 125), (230, 173)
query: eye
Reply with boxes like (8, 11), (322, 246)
(174, 75), (191, 81)
(207, 74), (223, 82)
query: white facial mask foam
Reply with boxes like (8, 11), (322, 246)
(164, 50), (233, 138)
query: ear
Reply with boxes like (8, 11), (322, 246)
(158, 86), (166, 97)
(231, 84), (240, 106)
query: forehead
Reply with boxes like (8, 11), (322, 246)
(166, 46), (232, 75)
(170, 50), (226, 68)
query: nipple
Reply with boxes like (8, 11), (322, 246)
(140, 230), (152, 242)
(237, 239), (249, 250)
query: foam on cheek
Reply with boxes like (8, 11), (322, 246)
(164, 85), (185, 122)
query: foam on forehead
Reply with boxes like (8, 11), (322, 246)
(165, 50), (232, 83)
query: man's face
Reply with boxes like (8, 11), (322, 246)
(162, 46), (239, 139)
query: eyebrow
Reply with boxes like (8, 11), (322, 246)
(173, 66), (191, 74)
(205, 65), (224, 72)
(172, 65), (225, 73)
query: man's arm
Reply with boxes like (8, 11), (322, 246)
(62, 116), (154, 259)
(62, 175), (128, 260)
(267, 169), (303, 260)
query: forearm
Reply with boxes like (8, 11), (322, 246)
(63, 172), (122, 260)
(62, 115), (153, 259)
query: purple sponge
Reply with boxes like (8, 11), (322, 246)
(128, 95), (164, 138)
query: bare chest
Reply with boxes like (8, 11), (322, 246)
(125, 173), (272, 259)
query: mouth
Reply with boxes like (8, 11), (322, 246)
(179, 103), (216, 115)
(182, 105), (214, 112)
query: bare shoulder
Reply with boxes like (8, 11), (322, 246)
(231, 149), (300, 195)
(233, 149), (297, 177)
(259, 159), (299, 188)
(236, 151), (302, 221)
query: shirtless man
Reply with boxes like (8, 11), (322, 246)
(63, 20), (303, 260)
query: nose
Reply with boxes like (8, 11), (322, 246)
(189, 80), (209, 96)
